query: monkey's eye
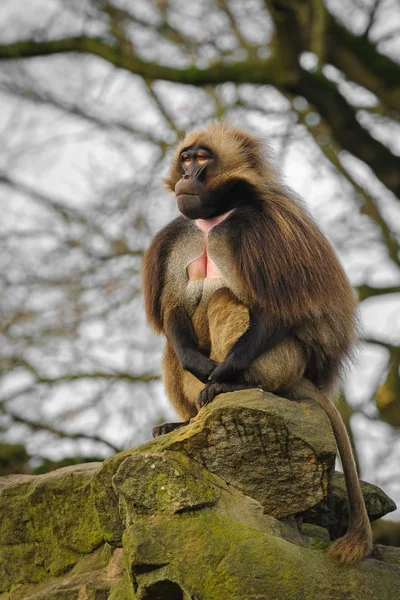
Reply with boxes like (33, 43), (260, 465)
(181, 155), (191, 165)
(197, 155), (208, 164)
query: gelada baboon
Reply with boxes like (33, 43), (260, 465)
(142, 122), (372, 564)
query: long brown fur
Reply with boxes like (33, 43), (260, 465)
(209, 288), (372, 565)
(142, 121), (373, 565)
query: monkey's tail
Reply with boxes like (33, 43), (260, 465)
(288, 379), (373, 565)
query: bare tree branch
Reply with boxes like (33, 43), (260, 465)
(295, 108), (400, 269)
(327, 13), (400, 113)
(357, 284), (400, 301)
(0, 36), (284, 85)
(1, 31), (398, 199)
(4, 410), (122, 453)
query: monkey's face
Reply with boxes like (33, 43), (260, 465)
(166, 123), (276, 220)
(175, 145), (215, 219)
(175, 144), (250, 220)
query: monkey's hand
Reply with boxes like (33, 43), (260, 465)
(198, 381), (254, 408)
(181, 350), (218, 384)
(209, 316), (288, 383)
(165, 308), (219, 383)
(208, 353), (244, 383)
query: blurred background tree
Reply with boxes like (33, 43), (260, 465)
(0, 0), (399, 518)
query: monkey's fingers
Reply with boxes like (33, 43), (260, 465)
(198, 381), (255, 409)
(152, 421), (189, 438)
(198, 383), (223, 408)
(208, 355), (243, 383)
(182, 351), (219, 383)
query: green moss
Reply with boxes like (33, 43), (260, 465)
(113, 452), (220, 524)
(2, 393), (400, 599)
(300, 523), (330, 551)
(0, 465), (103, 591)
(123, 512), (307, 599)
(108, 573), (137, 600)
(123, 511), (400, 600)
(0, 546), (130, 599)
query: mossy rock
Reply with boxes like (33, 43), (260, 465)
(0, 463), (103, 590)
(302, 471), (397, 538)
(1, 391), (399, 599)
(92, 390), (336, 543)
(124, 511), (400, 600)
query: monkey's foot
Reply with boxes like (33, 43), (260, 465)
(152, 421), (189, 438)
(198, 382), (254, 409)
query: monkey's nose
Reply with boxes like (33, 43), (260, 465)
(183, 175), (191, 179)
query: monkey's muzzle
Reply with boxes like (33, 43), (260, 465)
(175, 177), (207, 219)
(176, 194), (204, 219)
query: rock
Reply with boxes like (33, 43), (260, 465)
(113, 452), (220, 521)
(113, 450), (302, 545)
(1, 390), (399, 600)
(0, 545), (129, 600)
(93, 389), (337, 536)
(0, 463), (103, 590)
(123, 511), (400, 600)
(165, 390), (337, 518)
(119, 450), (400, 600)
(302, 472), (397, 539)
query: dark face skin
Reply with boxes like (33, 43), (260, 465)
(175, 144), (259, 220)
(175, 144), (216, 220)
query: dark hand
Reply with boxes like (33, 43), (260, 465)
(198, 381), (254, 409)
(181, 349), (218, 383)
(208, 353), (243, 383)
(198, 383), (227, 408)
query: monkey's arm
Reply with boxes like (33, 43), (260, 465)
(165, 306), (218, 383)
(209, 310), (288, 383)
(143, 216), (191, 333)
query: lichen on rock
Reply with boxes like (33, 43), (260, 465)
(0, 390), (398, 600)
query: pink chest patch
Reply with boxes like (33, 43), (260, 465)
(187, 210), (234, 280)
(187, 250), (221, 279)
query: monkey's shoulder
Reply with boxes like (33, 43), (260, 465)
(142, 217), (204, 332)
(144, 217), (202, 272)
(147, 216), (197, 252)
(209, 205), (355, 319)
